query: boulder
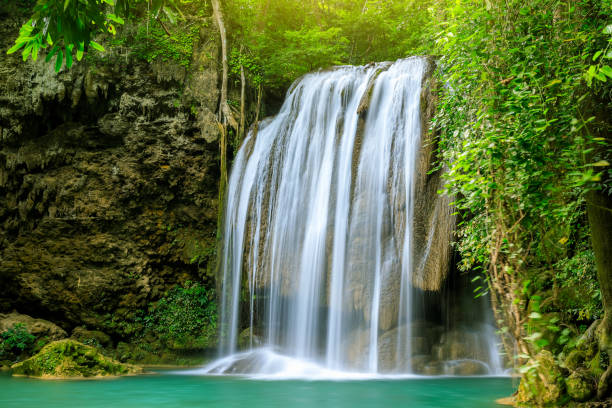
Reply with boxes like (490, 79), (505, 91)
(11, 339), (142, 378)
(566, 371), (595, 401)
(237, 327), (262, 350)
(377, 327), (433, 372)
(432, 329), (489, 362)
(422, 361), (444, 375)
(516, 350), (567, 406)
(343, 329), (370, 370)
(0, 312), (67, 340)
(444, 359), (489, 376)
(409, 355), (431, 374)
(70, 327), (112, 347)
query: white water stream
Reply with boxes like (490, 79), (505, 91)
(201, 57), (504, 378)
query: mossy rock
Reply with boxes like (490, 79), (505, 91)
(565, 349), (587, 371)
(517, 350), (569, 406)
(11, 339), (143, 378)
(71, 327), (112, 348)
(566, 371), (595, 402)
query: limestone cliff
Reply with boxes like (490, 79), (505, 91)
(0, 3), (224, 359)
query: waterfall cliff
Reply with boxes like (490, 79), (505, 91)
(207, 57), (503, 376)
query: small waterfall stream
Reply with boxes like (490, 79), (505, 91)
(205, 57), (504, 377)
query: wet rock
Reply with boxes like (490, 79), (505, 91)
(422, 361), (444, 375)
(343, 329), (370, 370)
(377, 327), (433, 372)
(377, 327), (400, 372)
(237, 328), (262, 350)
(11, 339), (142, 378)
(444, 359), (489, 376)
(410, 355), (431, 374)
(0, 312), (67, 340)
(410, 58), (454, 292)
(432, 329), (489, 362)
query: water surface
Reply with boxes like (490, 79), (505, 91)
(0, 371), (515, 408)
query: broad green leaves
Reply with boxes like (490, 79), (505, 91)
(7, 0), (182, 71)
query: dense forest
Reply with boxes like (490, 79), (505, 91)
(1, 0), (611, 406)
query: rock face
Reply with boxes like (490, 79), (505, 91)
(0, 312), (67, 341)
(11, 339), (142, 378)
(0, 4), (223, 348)
(71, 327), (112, 348)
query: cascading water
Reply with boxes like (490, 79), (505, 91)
(204, 57), (504, 377)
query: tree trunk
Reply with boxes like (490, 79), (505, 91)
(588, 190), (612, 349)
(239, 58), (246, 143)
(583, 82), (612, 398)
(252, 83), (263, 140)
(211, 0), (235, 290)
(587, 189), (612, 399)
(211, 0), (237, 130)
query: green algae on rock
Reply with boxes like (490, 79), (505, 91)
(516, 350), (568, 406)
(11, 339), (143, 378)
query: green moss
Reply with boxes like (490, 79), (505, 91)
(517, 350), (569, 407)
(11, 340), (142, 378)
(566, 372), (595, 402)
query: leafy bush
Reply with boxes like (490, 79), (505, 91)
(144, 281), (217, 347)
(555, 248), (601, 320)
(0, 323), (36, 358)
(431, 0), (610, 365)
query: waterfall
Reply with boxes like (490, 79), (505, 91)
(208, 57), (504, 377)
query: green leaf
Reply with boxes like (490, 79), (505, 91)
(22, 44), (33, 61)
(55, 50), (63, 72)
(524, 332), (542, 342)
(7, 41), (26, 55)
(76, 42), (84, 61)
(600, 65), (612, 78)
(593, 51), (602, 61)
(45, 45), (58, 62)
(63, 0), (70, 11)
(592, 160), (610, 167)
(90, 41), (105, 52)
(163, 6), (177, 24)
(65, 46), (73, 69)
(107, 13), (125, 25)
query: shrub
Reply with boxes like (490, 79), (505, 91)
(0, 323), (36, 358)
(144, 281), (217, 347)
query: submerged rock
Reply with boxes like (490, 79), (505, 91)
(11, 339), (142, 378)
